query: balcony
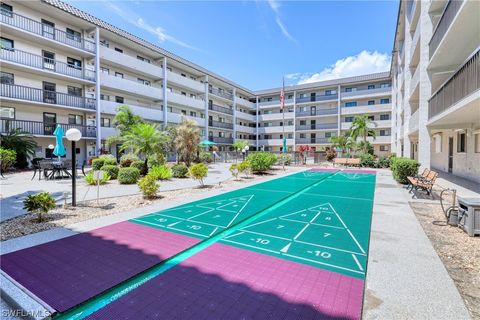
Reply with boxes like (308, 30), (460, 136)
(100, 100), (163, 121)
(1, 48), (95, 82)
(258, 98), (294, 107)
(341, 119), (391, 130)
(236, 124), (256, 134)
(0, 10), (95, 53)
(168, 112), (204, 127)
(236, 96), (255, 109)
(1, 83), (96, 110)
(297, 123), (337, 131)
(1, 119), (96, 138)
(258, 138), (294, 146)
(209, 120), (233, 130)
(208, 104), (233, 115)
(410, 66), (420, 98)
(236, 110), (256, 122)
(367, 136), (391, 144)
(409, 109), (420, 134)
(429, 49), (480, 120)
(296, 138), (330, 145)
(410, 24), (421, 67)
(258, 112), (294, 121)
(168, 92), (204, 110)
(341, 103), (391, 115)
(100, 73), (163, 101)
(296, 108), (338, 117)
(100, 46), (162, 80)
(341, 86), (391, 99)
(429, 0), (464, 59)
(296, 94), (338, 103)
(208, 136), (233, 144)
(209, 87), (233, 101)
(258, 125), (294, 134)
(167, 70), (204, 92)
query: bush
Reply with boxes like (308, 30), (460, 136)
(23, 192), (56, 222)
(0, 148), (16, 172)
(100, 165), (119, 179)
(85, 171), (110, 185)
(138, 174), (160, 199)
(94, 154), (117, 168)
(276, 153), (292, 166)
(188, 163), (208, 186)
(148, 153), (166, 168)
(325, 148), (337, 162)
(120, 154), (140, 167)
(238, 160), (251, 178)
(230, 163), (239, 180)
(377, 156), (390, 168)
(131, 160), (146, 172)
(91, 158), (105, 171)
(199, 152), (213, 164)
(390, 157), (420, 184)
(118, 167), (140, 184)
(246, 152), (277, 173)
(359, 153), (376, 168)
(172, 164), (188, 178)
(149, 165), (172, 180)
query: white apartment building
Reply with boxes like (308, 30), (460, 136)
(391, 0), (480, 183)
(0, 0), (392, 165)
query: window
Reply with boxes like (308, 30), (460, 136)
(115, 96), (124, 103)
(300, 133), (305, 139)
(368, 115), (375, 121)
(100, 118), (111, 127)
(368, 100), (375, 105)
(66, 28), (81, 42)
(475, 133), (480, 153)
(288, 94), (293, 99)
(0, 37), (13, 50)
(100, 94), (110, 101)
(345, 87), (356, 92)
(1, 3), (13, 17)
(181, 91), (186, 96)
(0, 106), (14, 119)
(325, 132), (332, 138)
(325, 90), (332, 95)
(100, 67), (109, 74)
(190, 111), (196, 117)
(137, 55), (150, 63)
(181, 73), (186, 77)
(380, 145), (389, 152)
(380, 98), (390, 104)
(380, 114), (390, 120)
(380, 130), (389, 136)
(345, 117), (354, 122)
(114, 47), (123, 53)
(67, 86), (82, 97)
(68, 114), (83, 125)
(190, 94), (196, 99)
(287, 120), (293, 126)
(345, 101), (357, 107)
(300, 120), (306, 126)
(67, 57), (82, 69)
(288, 133), (293, 139)
(115, 72), (123, 78)
(167, 106), (172, 112)
(380, 83), (390, 88)
(434, 134), (442, 153)
(0, 72), (14, 84)
(457, 132), (466, 153)
(368, 85), (375, 90)
(181, 110), (186, 115)
(137, 78), (150, 86)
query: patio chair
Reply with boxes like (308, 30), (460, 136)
(38, 160), (55, 180)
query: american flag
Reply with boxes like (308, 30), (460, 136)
(280, 78), (285, 112)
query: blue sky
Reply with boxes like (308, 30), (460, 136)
(67, 0), (398, 90)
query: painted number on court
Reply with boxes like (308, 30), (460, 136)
(253, 238), (270, 245)
(188, 225), (202, 230)
(308, 250), (331, 259)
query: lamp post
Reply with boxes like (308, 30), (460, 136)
(65, 128), (82, 206)
(48, 144), (54, 160)
(242, 145), (249, 161)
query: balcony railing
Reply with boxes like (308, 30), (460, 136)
(1, 48), (95, 81)
(209, 120), (233, 130)
(209, 87), (233, 100)
(208, 136), (233, 144)
(296, 108), (338, 117)
(429, 0), (464, 58)
(1, 119), (96, 137)
(429, 48), (479, 119)
(0, 10), (96, 53)
(296, 138), (330, 144)
(341, 86), (391, 98)
(1, 83), (96, 110)
(209, 104), (234, 115)
(296, 94), (338, 103)
(297, 123), (338, 131)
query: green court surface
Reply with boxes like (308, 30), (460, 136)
(131, 171), (335, 239)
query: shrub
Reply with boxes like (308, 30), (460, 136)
(130, 160), (146, 173)
(172, 164), (188, 178)
(238, 160), (251, 178)
(94, 154), (117, 167)
(199, 152), (213, 164)
(359, 153), (376, 168)
(91, 158), (105, 171)
(0, 148), (16, 172)
(149, 165), (172, 180)
(277, 153), (292, 166)
(85, 171), (110, 185)
(377, 156), (390, 168)
(138, 174), (160, 199)
(188, 163), (208, 187)
(246, 152), (277, 173)
(100, 165), (119, 179)
(23, 192), (56, 222)
(230, 163), (239, 180)
(148, 153), (166, 168)
(325, 148), (337, 162)
(118, 167), (140, 184)
(120, 154), (140, 167)
(388, 154), (397, 168)
(390, 157), (420, 184)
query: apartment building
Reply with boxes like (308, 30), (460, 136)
(0, 0), (392, 165)
(391, 0), (480, 183)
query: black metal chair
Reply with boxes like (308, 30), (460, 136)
(38, 160), (55, 180)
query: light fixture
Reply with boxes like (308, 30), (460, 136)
(66, 128), (82, 142)
(48, 144), (54, 149)
(65, 128), (82, 206)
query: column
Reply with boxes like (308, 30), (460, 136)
(336, 85), (341, 137)
(255, 96), (259, 150)
(204, 75), (209, 140)
(94, 27), (101, 155)
(232, 87), (237, 143)
(162, 57), (168, 128)
(293, 90), (297, 151)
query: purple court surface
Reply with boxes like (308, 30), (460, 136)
(87, 243), (364, 320)
(0, 221), (199, 312)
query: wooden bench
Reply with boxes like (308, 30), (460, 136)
(407, 169), (438, 195)
(333, 158), (361, 167)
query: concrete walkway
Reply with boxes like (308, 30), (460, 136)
(0, 163), (231, 222)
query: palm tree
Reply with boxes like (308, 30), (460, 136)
(350, 115), (377, 153)
(119, 123), (169, 174)
(329, 134), (355, 157)
(106, 105), (144, 148)
(175, 118), (201, 166)
(0, 128), (38, 168)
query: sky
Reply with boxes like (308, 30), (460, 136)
(67, 0), (399, 90)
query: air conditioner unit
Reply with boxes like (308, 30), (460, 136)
(458, 197), (480, 237)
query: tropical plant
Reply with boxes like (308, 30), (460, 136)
(106, 105), (144, 147)
(188, 163), (208, 187)
(0, 148), (17, 173)
(329, 135), (356, 157)
(350, 115), (377, 153)
(238, 160), (251, 178)
(149, 165), (173, 180)
(147, 153), (166, 168)
(229, 163), (239, 180)
(85, 171), (111, 185)
(118, 167), (140, 184)
(357, 141), (374, 155)
(100, 165), (119, 179)
(175, 118), (201, 166)
(91, 158), (105, 171)
(199, 152), (213, 164)
(377, 156), (390, 168)
(99, 154), (117, 165)
(0, 128), (37, 168)
(23, 192), (56, 222)
(297, 145), (311, 165)
(246, 152), (277, 173)
(172, 163), (189, 178)
(130, 160), (146, 173)
(359, 153), (376, 167)
(138, 175), (160, 199)
(120, 153), (140, 167)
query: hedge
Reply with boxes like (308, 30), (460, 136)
(246, 152), (277, 173)
(390, 157), (420, 184)
(118, 167), (140, 184)
(172, 164), (188, 178)
(100, 165), (119, 179)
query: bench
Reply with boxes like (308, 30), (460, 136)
(407, 169), (438, 195)
(333, 158), (361, 167)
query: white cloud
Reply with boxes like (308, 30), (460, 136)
(266, 0), (296, 42)
(293, 51), (391, 84)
